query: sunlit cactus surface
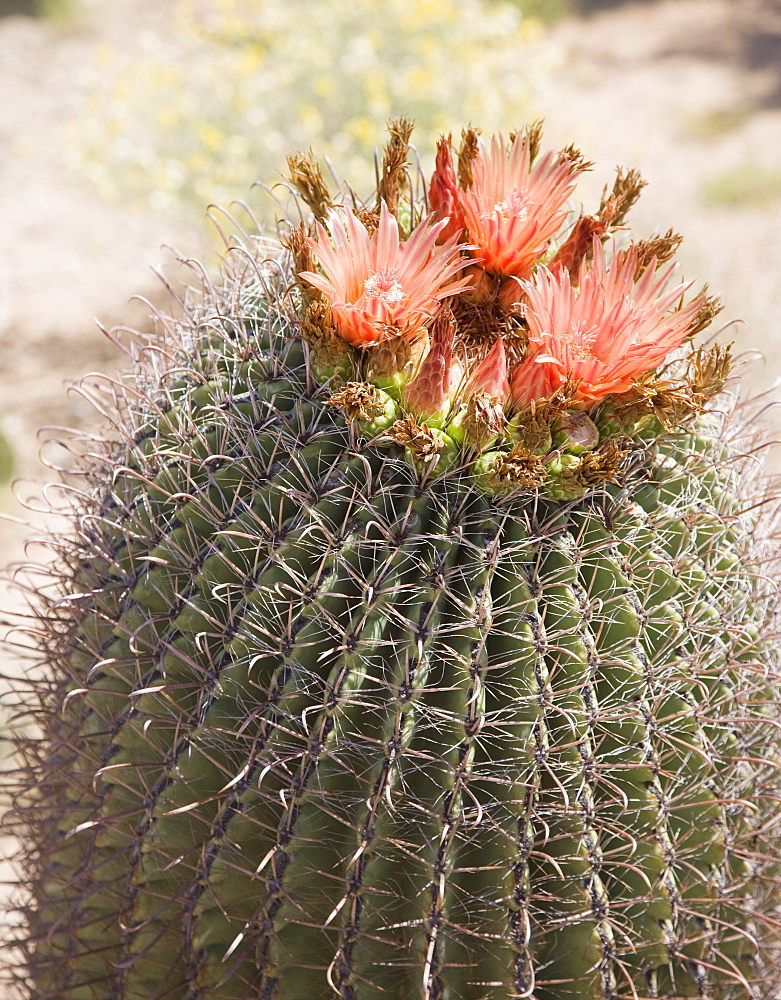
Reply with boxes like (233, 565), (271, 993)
(8, 120), (781, 1000)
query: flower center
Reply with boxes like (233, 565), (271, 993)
(363, 269), (407, 305)
(486, 193), (529, 222)
(565, 326), (600, 362)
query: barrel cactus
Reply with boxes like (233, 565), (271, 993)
(9, 119), (781, 1000)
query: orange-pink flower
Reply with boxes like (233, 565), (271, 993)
(463, 337), (511, 402)
(428, 136), (468, 245)
(430, 132), (584, 280)
(510, 239), (704, 407)
(403, 307), (463, 418)
(299, 202), (471, 348)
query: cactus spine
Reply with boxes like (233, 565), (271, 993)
(8, 121), (781, 1000)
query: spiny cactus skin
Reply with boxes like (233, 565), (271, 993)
(9, 127), (781, 1000)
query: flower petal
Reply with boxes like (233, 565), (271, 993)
(299, 207), (471, 347)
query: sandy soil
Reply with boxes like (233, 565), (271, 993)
(1, 0), (780, 989)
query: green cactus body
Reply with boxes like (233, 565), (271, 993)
(13, 284), (778, 1000)
(9, 124), (781, 1000)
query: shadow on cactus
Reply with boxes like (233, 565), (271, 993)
(5, 118), (781, 1000)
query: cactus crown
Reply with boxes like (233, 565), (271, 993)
(5, 120), (781, 1000)
(287, 118), (727, 497)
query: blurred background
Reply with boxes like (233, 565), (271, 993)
(1, 0), (780, 972)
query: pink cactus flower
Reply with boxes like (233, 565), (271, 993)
(431, 132), (583, 281)
(508, 352), (560, 408)
(427, 136), (468, 244)
(299, 202), (471, 348)
(403, 307), (464, 418)
(462, 337), (511, 402)
(510, 239), (704, 407)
